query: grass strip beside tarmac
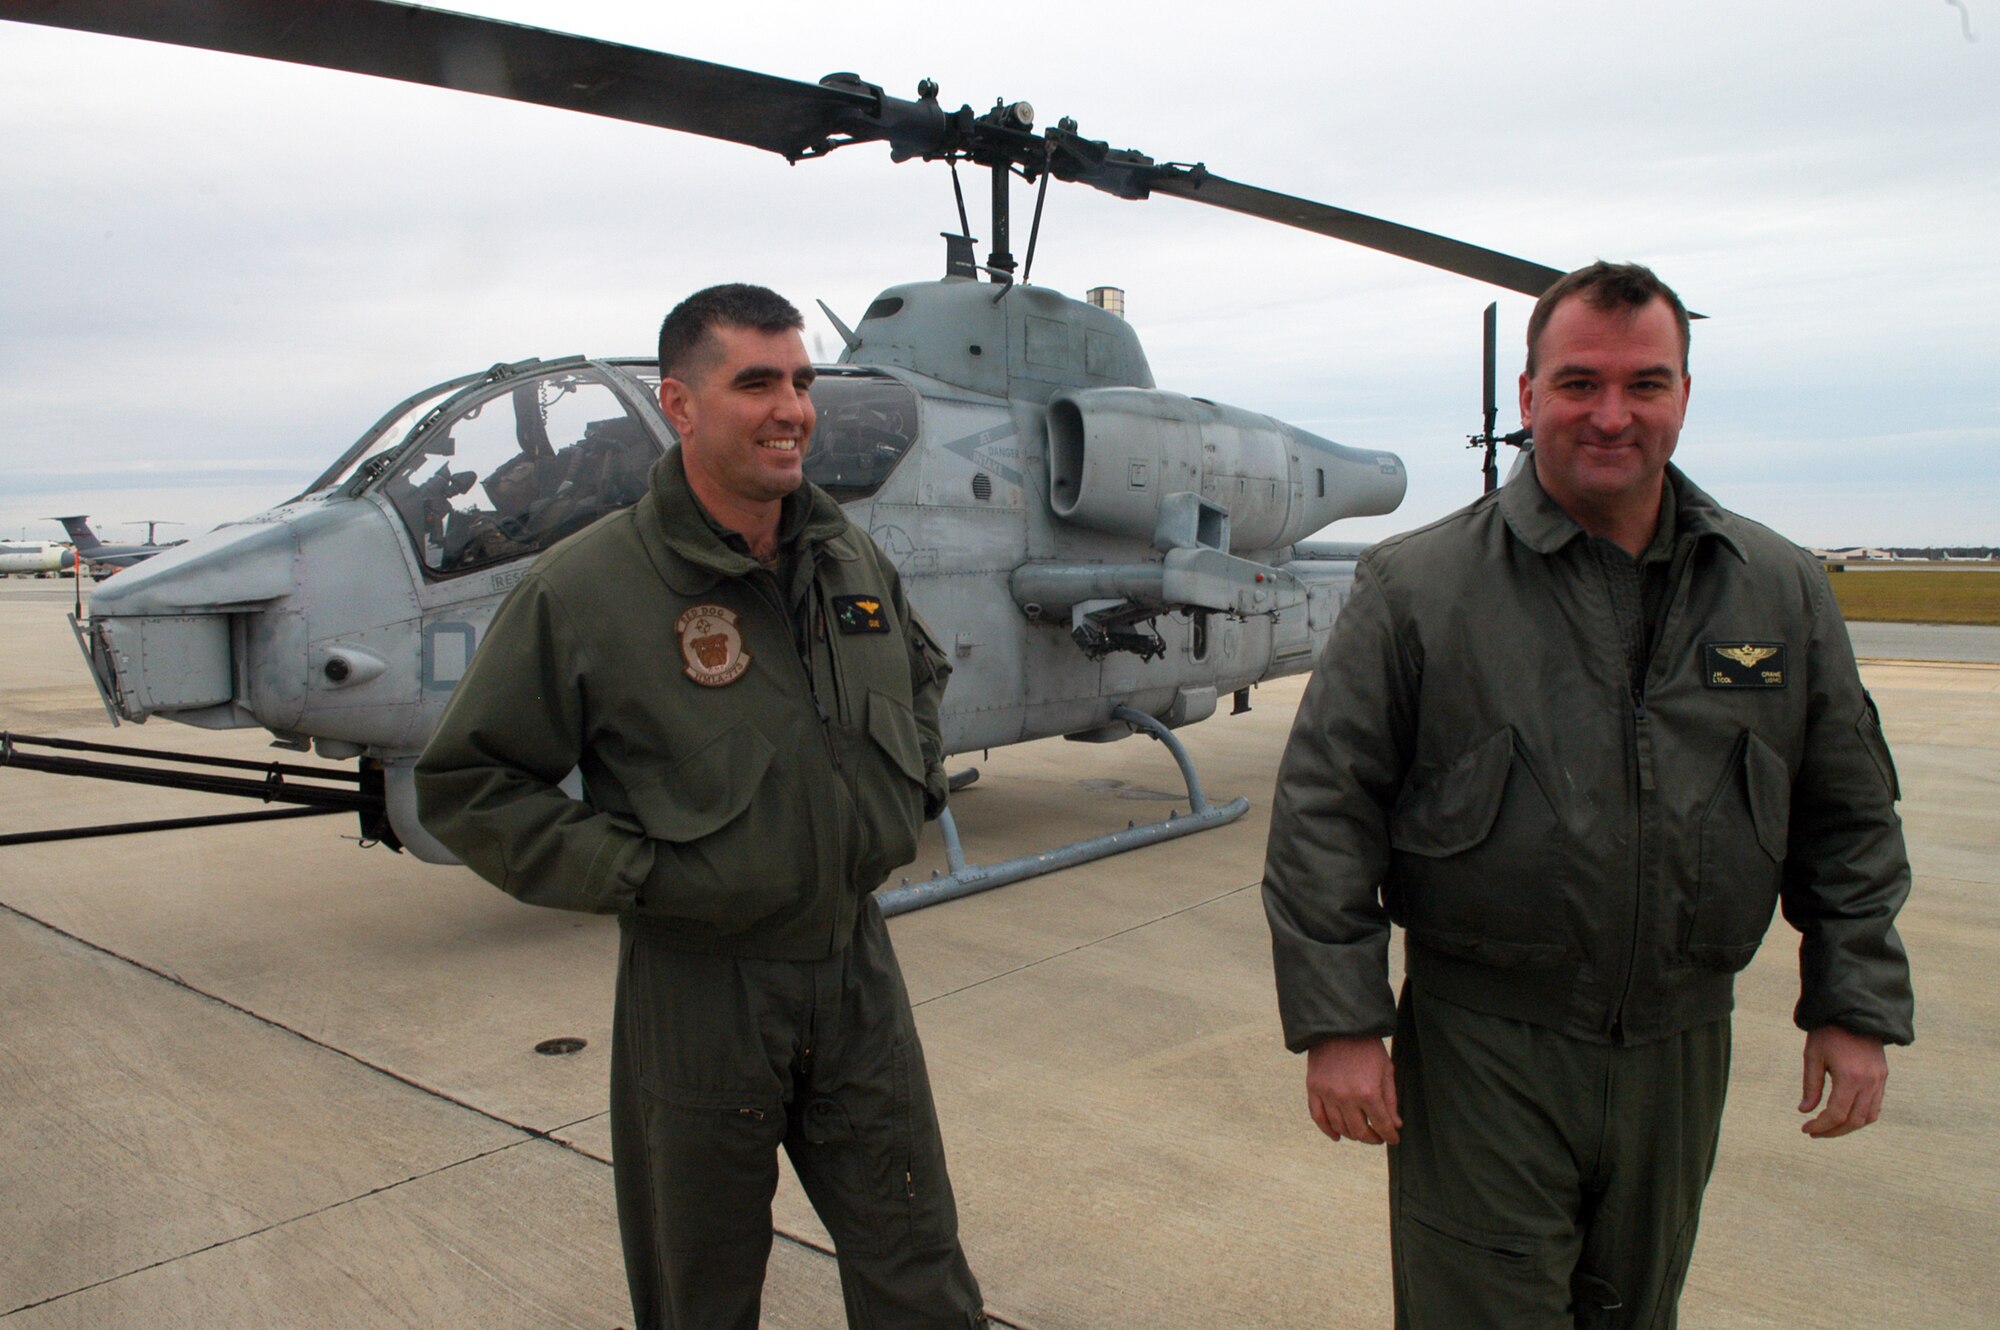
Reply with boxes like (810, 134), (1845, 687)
(1827, 569), (2000, 625)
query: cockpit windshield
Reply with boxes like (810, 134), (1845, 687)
(363, 360), (906, 574)
(380, 366), (661, 577)
(802, 370), (920, 502)
(296, 375), (484, 500)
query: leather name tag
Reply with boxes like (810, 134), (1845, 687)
(1703, 642), (1787, 688)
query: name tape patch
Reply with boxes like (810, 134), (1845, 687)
(1703, 641), (1787, 688)
(833, 595), (891, 635)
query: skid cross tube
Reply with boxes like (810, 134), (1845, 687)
(875, 705), (1249, 917)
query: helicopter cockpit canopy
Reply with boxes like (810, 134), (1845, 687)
(359, 360), (922, 577)
(296, 374), (486, 502)
(379, 364), (660, 577)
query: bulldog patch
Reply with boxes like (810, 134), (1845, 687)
(677, 605), (750, 687)
(1703, 641), (1787, 688)
(832, 595), (891, 634)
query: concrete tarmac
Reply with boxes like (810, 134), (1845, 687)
(1, 583), (1995, 1328)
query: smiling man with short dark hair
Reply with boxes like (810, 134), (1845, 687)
(420, 284), (985, 1330)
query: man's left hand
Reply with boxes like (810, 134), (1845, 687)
(1799, 1026), (1888, 1138)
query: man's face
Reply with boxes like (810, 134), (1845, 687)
(658, 323), (816, 507)
(1520, 294), (1690, 522)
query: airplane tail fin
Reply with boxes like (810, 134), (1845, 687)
(50, 515), (102, 551)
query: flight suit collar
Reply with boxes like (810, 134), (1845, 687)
(639, 446), (855, 596)
(1498, 454), (1745, 564)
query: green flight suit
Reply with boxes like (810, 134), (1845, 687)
(1263, 462), (1914, 1328)
(417, 448), (983, 1329)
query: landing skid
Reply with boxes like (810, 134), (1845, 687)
(876, 705), (1250, 917)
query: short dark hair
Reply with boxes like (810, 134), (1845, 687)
(657, 283), (805, 382)
(1525, 260), (1690, 376)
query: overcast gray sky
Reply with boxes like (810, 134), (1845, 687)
(2, 0), (1994, 547)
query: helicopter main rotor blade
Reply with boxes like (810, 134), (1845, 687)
(3, 0), (1573, 297)
(0, 0), (883, 159)
(1142, 171), (1567, 299)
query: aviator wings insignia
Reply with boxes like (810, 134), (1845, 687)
(1717, 645), (1779, 668)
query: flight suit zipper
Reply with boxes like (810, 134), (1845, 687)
(1632, 696), (1657, 793)
(750, 559), (850, 950)
(1613, 691), (1653, 1042)
(810, 592), (843, 773)
(1607, 535), (1698, 1041)
(755, 567), (841, 774)
(815, 580), (852, 729)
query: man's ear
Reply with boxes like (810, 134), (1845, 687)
(658, 378), (695, 436)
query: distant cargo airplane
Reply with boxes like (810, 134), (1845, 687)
(49, 516), (184, 577)
(0, 540), (78, 576)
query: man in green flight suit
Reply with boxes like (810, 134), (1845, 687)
(416, 284), (986, 1330)
(1263, 262), (1914, 1328)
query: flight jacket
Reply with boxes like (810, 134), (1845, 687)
(1263, 461), (1915, 1049)
(415, 446), (950, 960)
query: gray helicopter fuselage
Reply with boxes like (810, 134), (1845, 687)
(80, 278), (1405, 860)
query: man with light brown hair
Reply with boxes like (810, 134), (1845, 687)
(1264, 261), (1913, 1327)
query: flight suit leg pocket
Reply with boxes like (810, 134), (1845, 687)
(1687, 730), (1790, 971)
(626, 941), (790, 1109)
(793, 1031), (960, 1259)
(1394, 1198), (1569, 1328)
(621, 939), (792, 1252)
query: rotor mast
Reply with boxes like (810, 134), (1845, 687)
(966, 96), (1040, 284)
(989, 161), (1014, 283)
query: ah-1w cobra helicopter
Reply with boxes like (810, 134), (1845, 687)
(0, 0), (1566, 911)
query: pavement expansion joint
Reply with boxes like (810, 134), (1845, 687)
(0, 896), (569, 1146)
(0, 898), (1021, 1324)
(911, 880), (1261, 1011)
(2, 1140), (532, 1317)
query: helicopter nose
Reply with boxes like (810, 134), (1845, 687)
(88, 521), (296, 616)
(85, 520), (300, 722)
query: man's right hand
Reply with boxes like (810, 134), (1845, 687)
(1305, 1036), (1401, 1145)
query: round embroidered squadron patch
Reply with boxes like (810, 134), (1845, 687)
(676, 605), (751, 687)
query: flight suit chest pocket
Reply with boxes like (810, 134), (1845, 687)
(625, 720), (807, 931)
(844, 688), (928, 888)
(627, 721), (775, 843)
(1387, 727), (1573, 968)
(865, 688), (929, 788)
(1390, 726), (1515, 856)
(827, 602), (917, 720)
(1687, 729), (1791, 971)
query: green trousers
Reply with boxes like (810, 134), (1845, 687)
(1389, 985), (1731, 1330)
(610, 899), (985, 1330)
